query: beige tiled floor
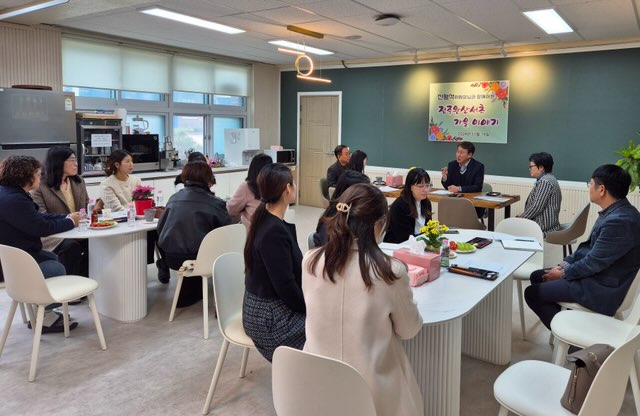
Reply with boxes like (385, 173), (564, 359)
(0, 205), (635, 415)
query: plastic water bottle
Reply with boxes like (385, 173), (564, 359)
(155, 190), (164, 207)
(127, 203), (136, 227)
(87, 198), (94, 216)
(440, 239), (450, 268)
(78, 208), (89, 232)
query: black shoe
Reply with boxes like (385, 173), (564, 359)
(156, 259), (170, 284)
(27, 312), (78, 334)
(69, 296), (87, 305)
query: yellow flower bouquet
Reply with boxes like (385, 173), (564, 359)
(418, 220), (449, 252)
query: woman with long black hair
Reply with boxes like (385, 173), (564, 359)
(242, 163), (305, 362)
(384, 167), (433, 244)
(32, 146), (91, 277)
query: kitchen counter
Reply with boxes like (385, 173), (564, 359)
(82, 165), (250, 185)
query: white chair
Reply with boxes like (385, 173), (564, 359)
(0, 245), (107, 382)
(551, 271), (640, 412)
(169, 223), (246, 339)
(437, 198), (486, 230)
(202, 252), (255, 415)
(494, 326), (640, 416)
(495, 217), (544, 340)
(272, 346), (377, 416)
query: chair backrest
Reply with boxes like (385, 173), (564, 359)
(272, 346), (377, 416)
(307, 231), (317, 250)
(495, 218), (544, 268)
(284, 207), (295, 224)
(192, 223), (246, 276)
(546, 204), (591, 244)
(319, 177), (330, 209)
(0, 245), (55, 305)
(579, 326), (640, 416)
(622, 270), (640, 323)
(437, 198), (486, 230)
(212, 252), (246, 343)
(481, 183), (493, 193)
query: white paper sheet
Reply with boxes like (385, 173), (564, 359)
(377, 185), (398, 192)
(473, 195), (510, 203)
(500, 239), (543, 252)
(431, 190), (453, 195)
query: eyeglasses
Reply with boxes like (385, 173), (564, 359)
(65, 157), (78, 164)
(528, 164), (537, 169)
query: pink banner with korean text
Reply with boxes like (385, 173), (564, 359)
(428, 81), (509, 144)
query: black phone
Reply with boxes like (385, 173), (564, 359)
(486, 191), (501, 197)
(443, 230), (460, 234)
(466, 237), (493, 248)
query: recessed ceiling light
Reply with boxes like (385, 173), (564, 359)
(268, 40), (333, 56)
(0, 0), (68, 20)
(140, 8), (244, 34)
(523, 9), (573, 34)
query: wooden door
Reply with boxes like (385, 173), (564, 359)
(299, 95), (339, 207)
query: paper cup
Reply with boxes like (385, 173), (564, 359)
(143, 208), (156, 223)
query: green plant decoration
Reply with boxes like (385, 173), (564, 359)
(615, 134), (640, 192)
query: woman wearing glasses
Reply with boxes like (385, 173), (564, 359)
(32, 147), (93, 277)
(384, 167), (433, 244)
(518, 152), (562, 235)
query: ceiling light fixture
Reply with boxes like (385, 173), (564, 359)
(269, 40), (334, 56)
(374, 13), (401, 26)
(287, 25), (324, 39)
(0, 0), (68, 20)
(277, 47), (305, 56)
(297, 75), (331, 84)
(523, 9), (573, 34)
(140, 8), (245, 34)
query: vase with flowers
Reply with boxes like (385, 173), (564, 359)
(417, 220), (449, 252)
(132, 185), (155, 215)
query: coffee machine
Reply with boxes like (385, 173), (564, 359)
(160, 135), (180, 170)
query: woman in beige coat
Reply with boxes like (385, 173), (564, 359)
(303, 183), (424, 416)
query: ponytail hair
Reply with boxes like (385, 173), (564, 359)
(308, 183), (401, 289)
(244, 163), (293, 273)
(105, 150), (131, 176)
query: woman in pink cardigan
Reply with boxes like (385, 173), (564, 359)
(303, 184), (424, 416)
(226, 153), (272, 229)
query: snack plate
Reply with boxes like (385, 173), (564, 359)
(449, 252), (458, 259)
(455, 246), (476, 254)
(89, 222), (118, 230)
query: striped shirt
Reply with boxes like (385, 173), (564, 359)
(521, 173), (562, 235)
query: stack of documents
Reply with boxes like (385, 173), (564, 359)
(473, 195), (511, 203)
(500, 238), (543, 251)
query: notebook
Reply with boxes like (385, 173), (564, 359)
(500, 239), (543, 252)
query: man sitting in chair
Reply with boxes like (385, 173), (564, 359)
(525, 164), (640, 329)
(441, 141), (485, 217)
(326, 145), (350, 188)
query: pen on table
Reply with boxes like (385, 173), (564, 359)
(514, 238), (535, 242)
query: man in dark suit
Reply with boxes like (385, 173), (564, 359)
(326, 144), (350, 187)
(441, 141), (485, 217)
(525, 164), (640, 329)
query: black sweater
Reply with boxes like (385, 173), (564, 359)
(245, 211), (305, 313)
(441, 158), (485, 193)
(0, 185), (74, 255)
(383, 197), (432, 244)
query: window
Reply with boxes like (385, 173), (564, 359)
(173, 115), (205, 159)
(120, 91), (163, 101)
(213, 117), (243, 156)
(213, 95), (244, 107)
(63, 86), (114, 99)
(173, 91), (207, 104)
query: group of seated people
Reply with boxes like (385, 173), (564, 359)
(1, 138), (639, 416)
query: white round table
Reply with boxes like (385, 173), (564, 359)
(52, 219), (158, 323)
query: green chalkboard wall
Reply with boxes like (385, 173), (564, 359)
(280, 48), (640, 182)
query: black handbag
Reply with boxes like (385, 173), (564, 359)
(560, 344), (614, 413)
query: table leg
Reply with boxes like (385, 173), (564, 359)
(89, 232), (148, 322)
(403, 319), (462, 416)
(488, 209), (495, 231)
(461, 275), (513, 365)
(504, 205), (511, 219)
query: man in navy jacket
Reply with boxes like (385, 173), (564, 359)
(525, 164), (640, 329)
(441, 141), (485, 217)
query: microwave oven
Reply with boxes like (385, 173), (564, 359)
(122, 134), (160, 172)
(263, 149), (296, 164)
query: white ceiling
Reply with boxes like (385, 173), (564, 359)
(1, 0), (640, 65)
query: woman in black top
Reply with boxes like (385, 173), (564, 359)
(243, 163), (305, 362)
(313, 170), (370, 247)
(384, 168), (433, 244)
(348, 150), (369, 177)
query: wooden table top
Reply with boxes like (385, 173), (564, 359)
(380, 187), (520, 210)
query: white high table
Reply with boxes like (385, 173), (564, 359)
(383, 230), (534, 416)
(52, 220), (158, 323)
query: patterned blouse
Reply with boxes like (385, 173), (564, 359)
(521, 173), (562, 234)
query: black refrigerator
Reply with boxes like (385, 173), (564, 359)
(0, 88), (77, 163)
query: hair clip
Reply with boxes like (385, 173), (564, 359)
(336, 202), (351, 221)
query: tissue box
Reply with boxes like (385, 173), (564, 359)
(393, 248), (441, 283)
(386, 175), (404, 187)
(407, 264), (429, 287)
